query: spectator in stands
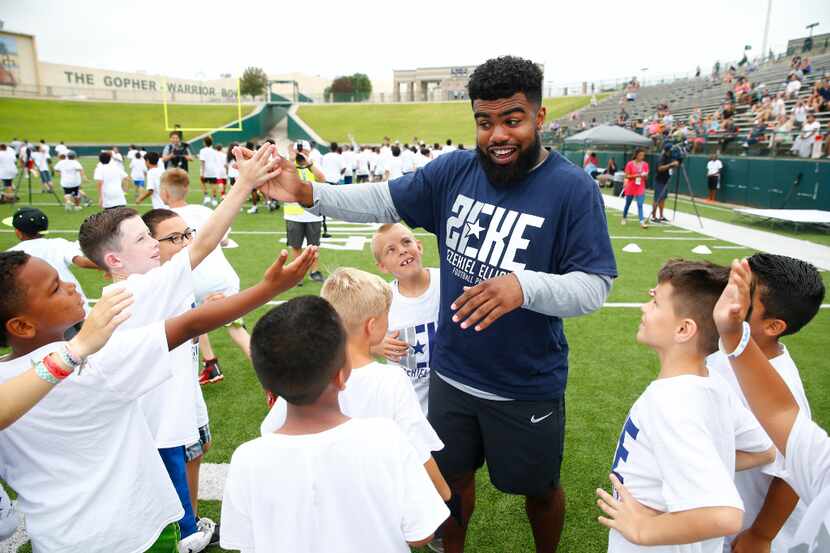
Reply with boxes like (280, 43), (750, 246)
(771, 92), (787, 118)
(793, 100), (808, 128)
(785, 74), (802, 99)
(816, 78), (830, 101)
(768, 114), (796, 150)
(742, 118), (771, 153)
(800, 57), (812, 76)
(791, 113), (820, 158)
(735, 77), (752, 104)
(712, 61), (721, 79)
(720, 102), (735, 125)
(789, 55), (802, 71)
(625, 77), (639, 101)
(583, 152), (599, 179)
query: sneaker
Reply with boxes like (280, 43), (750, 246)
(620, 218), (626, 225)
(198, 359), (224, 385)
(211, 198), (218, 207)
(659, 216), (670, 223)
(427, 538), (445, 553)
(309, 271), (325, 283)
(247, 205), (258, 214)
(202, 196), (211, 205)
(640, 221), (649, 229)
(178, 520), (212, 553)
(197, 518), (220, 547)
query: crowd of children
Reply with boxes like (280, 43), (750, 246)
(1, 139), (829, 553)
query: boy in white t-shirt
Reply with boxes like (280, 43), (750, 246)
(223, 296), (449, 552)
(0, 237), (313, 553)
(53, 151), (86, 210)
(260, 267), (451, 503)
(707, 253), (824, 553)
(160, 168), (251, 383)
(77, 144), (298, 551)
(597, 260), (776, 553)
(712, 259), (830, 553)
(136, 151), (167, 209)
(129, 150), (147, 199)
(371, 223), (439, 414)
(30, 145), (53, 193)
(4, 207), (98, 325)
(93, 151), (128, 209)
(199, 136), (219, 206)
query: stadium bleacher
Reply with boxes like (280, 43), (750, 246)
(553, 50), (830, 158)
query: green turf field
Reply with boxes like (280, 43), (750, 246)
(1, 158), (828, 553)
(297, 96), (599, 145)
(0, 98), (255, 144)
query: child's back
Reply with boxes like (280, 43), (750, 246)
(261, 360), (443, 462)
(224, 417), (447, 553)
(610, 372), (770, 553)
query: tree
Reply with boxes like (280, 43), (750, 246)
(239, 67), (268, 101)
(325, 73), (373, 102)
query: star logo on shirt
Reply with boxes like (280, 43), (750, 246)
(411, 340), (426, 355)
(464, 220), (484, 240)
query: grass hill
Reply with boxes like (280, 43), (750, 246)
(0, 97), (255, 144)
(297, 96), (599, 145)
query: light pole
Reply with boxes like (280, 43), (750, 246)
(761, 0), (772, 59)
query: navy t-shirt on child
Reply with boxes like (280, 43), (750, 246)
(389, 149), (617, 401)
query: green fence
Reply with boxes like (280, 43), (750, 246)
(561, 150), (830, 210)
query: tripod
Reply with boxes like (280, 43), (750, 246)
(662, 161), (703, 228)
(14, 165), (63, 207)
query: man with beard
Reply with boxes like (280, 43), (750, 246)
(241, 56), (617, 553)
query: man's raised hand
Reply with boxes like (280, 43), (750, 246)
(233, 145), (311, 204)
(232, 144), (282, 193)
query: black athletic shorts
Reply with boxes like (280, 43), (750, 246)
(285, 220), (322, 249)
(62, 186), (80, 197)
(428, 371), (566, 496)
(707, 175), (720, 190)
(2, 179), (12, 187)
(204, 177), (217, 184)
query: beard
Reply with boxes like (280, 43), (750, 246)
(476, 133), (542, 189)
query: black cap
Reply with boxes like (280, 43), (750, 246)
(2, 207), (49, 235)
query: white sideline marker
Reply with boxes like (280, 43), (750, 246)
(691, 245), (713, 255)
(622, 243), (642, 253)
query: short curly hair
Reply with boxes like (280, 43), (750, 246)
(467, 56), (543, 107)
(0, 251), (31, 348)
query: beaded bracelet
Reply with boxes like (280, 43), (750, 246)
(34, 358), (60, 385)
(59, 344), (85, 375)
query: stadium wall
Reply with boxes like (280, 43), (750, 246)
(562, 151), (830, 210)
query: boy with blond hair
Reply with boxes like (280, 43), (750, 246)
(371, 223), (439, 414)
(260, 267), (451, 501)
(160, 167), (251, 383)
(597, 260), (776, 553)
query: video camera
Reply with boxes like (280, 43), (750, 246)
(668, 140), (688, 163)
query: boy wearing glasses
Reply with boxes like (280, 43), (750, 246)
(160, 168), (251, 384)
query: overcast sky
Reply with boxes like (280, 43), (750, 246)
(2, 0), (829, 90)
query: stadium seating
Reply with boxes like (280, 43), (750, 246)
(554, 51), (830, 157)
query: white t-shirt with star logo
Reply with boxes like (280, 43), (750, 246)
(389, 268), (440, 414)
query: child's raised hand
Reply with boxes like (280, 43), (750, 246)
(262, 247), (319, 293)
(234, 145), (307, 203)
(68, 287), (134, 359)
(233, 144), (283, 193)
(596, 473), (658, 545)
(713, 258), (753, 339)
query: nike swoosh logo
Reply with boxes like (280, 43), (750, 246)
(530, 412), (553, 424)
